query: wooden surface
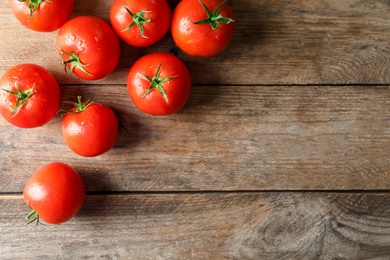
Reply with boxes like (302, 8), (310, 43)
(1, 0), (390, 259)
(2, 193), (390, 259)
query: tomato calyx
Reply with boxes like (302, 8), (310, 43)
(26, 209), (41, 226)
(141, 63), (177, 103)
(63, 96), (93, 114)
(18, 0), (45, 17)
(122, 7), (151, 38)
(194, 0), (234, 30)
(61, 52), (92, 77)
(2, 81), (36, 117)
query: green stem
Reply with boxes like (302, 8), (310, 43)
(141, 63), (177, 104)
(62, 96), (93, 114)
(62, 52), (92, 77)
(193, 0), (234, 30)
(122, 7), (151, 38)
(26, 209), (40, 226)
(18, 0), (47, 17)
(2, 81), (36, 117)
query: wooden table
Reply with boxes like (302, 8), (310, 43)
(1, 0), (390, 259)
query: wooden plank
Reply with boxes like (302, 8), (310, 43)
(1, 85), (389, 192)
(1, 0), (390, 85)
(1, 192), (390, 259)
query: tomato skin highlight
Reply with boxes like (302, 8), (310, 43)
(127, 52), (192, 116)
(0, 64), (61, 128)
(9, 0), (74, 32)
(62, 100), (118, 157)
(171, 0), (235, 57)
(110, 0), (171, 47)
(56, 16), (121, 80)
(23, 162), (85, 224)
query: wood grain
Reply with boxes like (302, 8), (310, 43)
(1, 1), (390, 259)
(1, 192), (390, 259)
(1, 0), (390, 85)
(1, 85), (389, 192)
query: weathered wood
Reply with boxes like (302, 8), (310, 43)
(1, 1), (390, 259)
(1, 85), (389, 192)
(1, 0), (390, 85)
(1, 192), (390, 259)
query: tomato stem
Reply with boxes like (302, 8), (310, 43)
(122, 7), (151, 38)
(61, 52), (92, 77)
(141, 63), (177, 104)
(194, 0), (234, 30)
(18, 0), (45, 17)
(2, 81), (36, 117)
(62, 96), (94, 114)
(26, 209), (40, 226)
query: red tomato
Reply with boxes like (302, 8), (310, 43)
(0, 64), (60, 128)
(110, 0), (171, 47)
(127, 52), (192, 116)
(171, 0), (235, 57)
(62, 96), (118, 157)
(24, 162), (85, 225)
(56, 16), (121, 80)
(9, 0), (74, 32)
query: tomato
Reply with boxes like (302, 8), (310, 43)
(0, 64), (60, 128)
(171, 0), (235, 57)
(127, 52), (192, 116)
(9, 0), (74, 32)
(56, 16), (121, 81)
(24, 162), (85, 225)
(62, 96), (118, 157)
(110, 0), (171, 47)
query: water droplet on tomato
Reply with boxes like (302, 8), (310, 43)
(77, 40), (85, 51)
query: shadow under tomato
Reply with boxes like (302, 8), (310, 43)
(74, 168), (115, 192)
(178, 84), (221, 114)
(76, 192), (189, 220)
(112, 107), (151, 150)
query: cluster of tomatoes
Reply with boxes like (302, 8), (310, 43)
(1, 0), (235, 225)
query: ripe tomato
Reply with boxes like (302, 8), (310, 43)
(0, 64), (60, 128)
(171, 0), (235, 57)
(24, 162), (85, 225)
(56, 16), (121, 81)
(9, 0), (74, 32)
(62, 96), (118, 157)
(127, 52), (192, 116)
(110, 0), (171, 47)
